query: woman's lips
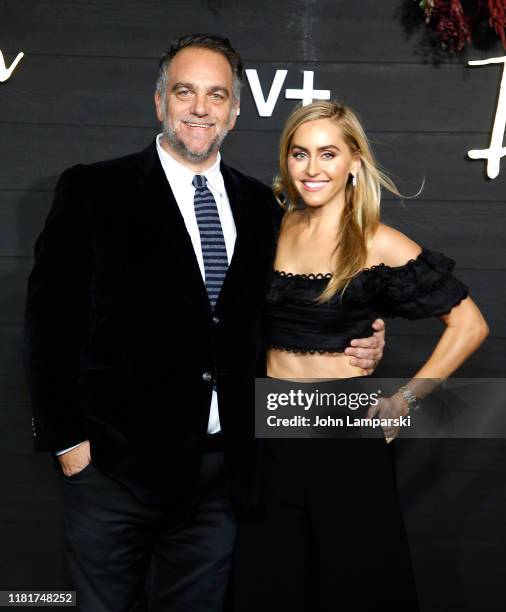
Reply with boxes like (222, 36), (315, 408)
(301, 180), (329, 192)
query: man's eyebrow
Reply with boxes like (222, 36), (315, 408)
(209, 86), (230, 95)
(170, 82), (230, 96)
(171, 81), (195, 91)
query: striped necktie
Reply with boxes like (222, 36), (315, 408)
(192, 174), (228, 310)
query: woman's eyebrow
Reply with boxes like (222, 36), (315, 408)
(291, 144), (340, 151)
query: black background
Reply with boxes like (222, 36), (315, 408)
(0, 1), (505, 610)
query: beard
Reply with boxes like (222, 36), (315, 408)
(161, 116), (230, 164)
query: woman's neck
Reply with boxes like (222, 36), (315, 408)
(302, 199), (345, 235)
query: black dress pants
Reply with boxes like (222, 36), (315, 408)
(62, 450), (235, 612)
(233, 438), (419, 612)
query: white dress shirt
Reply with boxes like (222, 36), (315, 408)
(56, 135), (236, 455)
(156, 133), (236, 434)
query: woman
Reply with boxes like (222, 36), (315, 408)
(233, 101), (488, 611)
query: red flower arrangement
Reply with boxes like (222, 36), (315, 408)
(486, 0), (506, 47)
(418, 0), (506, 52)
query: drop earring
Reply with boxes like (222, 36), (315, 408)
(351, 174), (357, 187)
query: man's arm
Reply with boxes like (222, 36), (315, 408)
(344, 319), (386, 375)
(24, 165), (92, 453)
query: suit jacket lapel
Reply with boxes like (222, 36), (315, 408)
(136, 141), (210, 312)
(217, 161), (257, 311)
(135, 143), (259, 315)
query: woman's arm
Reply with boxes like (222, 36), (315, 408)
(388, 296), (488, 417)
(377, 296), (488, 441)
(392, 294), (487, 406)
(411, 296), (488, 383)
(366, 224), (489, 436)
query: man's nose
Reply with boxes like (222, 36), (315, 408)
(190, 92), (208, 117)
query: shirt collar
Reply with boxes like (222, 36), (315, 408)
(156, 133), (225, 196)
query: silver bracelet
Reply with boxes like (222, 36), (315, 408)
(398, 385), (421, 413)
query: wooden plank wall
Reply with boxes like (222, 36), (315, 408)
(0, 1), (504, 610)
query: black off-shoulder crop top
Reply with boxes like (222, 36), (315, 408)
(264, 248), (469, 354)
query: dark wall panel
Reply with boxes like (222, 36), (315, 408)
(309, 0), (506, 63)
(0, 397), (31, 454)
(0, 453), (62, 522)
(0, 57), (502, 134)
(1, 0), (504, 62)
(0, 0), (310, 60)
(381, 200), (506, 268)
(0, 324), (25, 388)
(397, 439), (506, 612)
(0, 257), (32, 322)
(0, 192), (51, 257)
(0, 125), (152, 190)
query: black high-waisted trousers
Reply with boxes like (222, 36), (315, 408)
(233, 419), (420, 611)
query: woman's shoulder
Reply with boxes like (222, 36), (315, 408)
(367, 223), (422, 268)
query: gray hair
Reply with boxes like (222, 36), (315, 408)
(156, 33), (243, 105)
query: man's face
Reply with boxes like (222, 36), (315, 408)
(155, 47), (238, 168)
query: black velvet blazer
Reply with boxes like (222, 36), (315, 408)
(24, 141), (280, 506)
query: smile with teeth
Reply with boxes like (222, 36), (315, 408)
(302, 180), (329, 192)
(184, 121), (214, 129)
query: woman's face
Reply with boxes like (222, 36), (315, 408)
(287, 118), (360, 211)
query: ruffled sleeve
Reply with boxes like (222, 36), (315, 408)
(375, 248), (469, 319)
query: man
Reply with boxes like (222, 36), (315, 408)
(24, 34), (385, 611)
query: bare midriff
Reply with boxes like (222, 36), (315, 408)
(267, 348), (365, 380)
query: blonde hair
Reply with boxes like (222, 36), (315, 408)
(274, 100), (403, 302)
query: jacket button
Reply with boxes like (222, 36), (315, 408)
(212, 316), (220, 324)
(202, 371), (212, 382)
